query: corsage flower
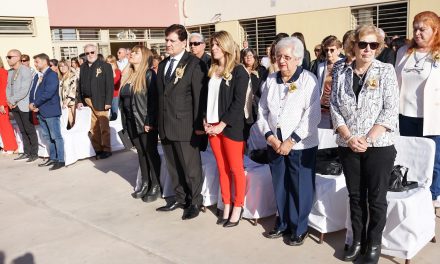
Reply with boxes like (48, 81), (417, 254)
(174, 65), (186, 84)
(433, 53), (440, 68)
(223, 72), (232, 86)
(96, 67), (102, 77)
(366, 77), (379, 89)
(288, 82), (297, 93)
(251, 70), (259, 78)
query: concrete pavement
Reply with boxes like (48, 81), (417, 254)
(0, 150), (438, 264)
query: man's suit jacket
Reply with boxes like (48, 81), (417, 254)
(157, 51), (206, 141)
(29, 68), (61, 118)
(78, 60), (114, 111)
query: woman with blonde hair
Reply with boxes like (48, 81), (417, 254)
(396, 11), (440, 207)
(106, 55), (122, 121)
(119, 45), (161, 202)
(58, 59), (77, 129)
(204, 31), (249, 227)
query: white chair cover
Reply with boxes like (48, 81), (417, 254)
(61, 107), (96, 166)
(109, 110), (125, 152)
(11, 120), (49, 158)
(345, 136), (436, 260)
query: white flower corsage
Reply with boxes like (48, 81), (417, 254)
(223, 72), (232, 86)
(174, 65), (186, 84)
(433, 53), (440, 68)
(366, 77), (379, 89)
(96, 67), (102, 77)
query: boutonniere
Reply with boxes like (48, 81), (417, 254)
(251, 70), (259, 78)
(288, 82), (297, 93)
(96, 67), (102, 77)
(366, 77), (379, 89)
(433, 53), (440, 68)
(38, 76), (43, 84)
(223, 72), (232, 86)
(174, 64), (187, 84)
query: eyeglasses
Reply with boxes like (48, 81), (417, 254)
(276, 55), (293, 61)
(6, 56), (18, 60)
(21, 60), (29, 62)
(314, 49), (321, 52)
(357, 41), (379, 50)
(189, 42), (203, 46)
(324, 48), (336, 53)
(85, 51), (96, 56)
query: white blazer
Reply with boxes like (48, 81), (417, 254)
(257, 70), (321, 150)
(396, 46), (440, 136)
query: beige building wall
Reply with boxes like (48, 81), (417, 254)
(0, 0), (52, 69)
(214, 21), (241, 46)
(408, 0), (440, 37)
(277, 7), (351, 60)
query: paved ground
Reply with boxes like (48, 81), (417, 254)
(0, 150), (439, 264)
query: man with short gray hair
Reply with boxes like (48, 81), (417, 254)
(77, 44), (114, 159)
(117, 47), (128, 71)
(189, 33), (211, 68)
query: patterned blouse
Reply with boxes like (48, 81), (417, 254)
(330, 59), (399, 147)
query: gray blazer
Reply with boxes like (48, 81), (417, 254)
(6, 65), (33, 112)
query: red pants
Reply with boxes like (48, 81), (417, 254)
(209, 133), (246, 206)
(0, 106), (18, 151)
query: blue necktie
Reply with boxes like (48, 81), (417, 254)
(165, 58), (175, 83)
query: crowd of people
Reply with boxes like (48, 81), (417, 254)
(1, 10), (439, 264)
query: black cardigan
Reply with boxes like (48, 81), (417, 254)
(207, 64), (250, 141)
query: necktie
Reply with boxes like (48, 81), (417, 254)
(165, 58), (175, 83)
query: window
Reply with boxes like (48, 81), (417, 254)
(78, 29), (100, 40)
(109, 29), (147, 40)
(147, 28), (166, 39)
(0, 17), (34, 35)
(60, 46), (78, 60)
(351, 1), (408, 37)
(52, 29), (76, 41)
(187, 24), (215, 52)
(239, 17), (276, 57)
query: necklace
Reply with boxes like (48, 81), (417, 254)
(353, 63), (371, 86)
(414, 51), (429, 68)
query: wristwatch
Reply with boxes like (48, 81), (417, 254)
(290, 137), (296, 144)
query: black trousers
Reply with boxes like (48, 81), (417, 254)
(338, 145), (396, 245)
(161, 138), (203, 205)
(11, 108), (38, 156)
(125, 118), (161, 191)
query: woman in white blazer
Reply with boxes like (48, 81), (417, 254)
(257, 37), (321, 246)
(395, 11), (440, 207)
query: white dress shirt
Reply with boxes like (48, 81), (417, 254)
(164, 50), (185, 78)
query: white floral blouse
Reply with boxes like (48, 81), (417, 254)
(330, 59), (399, 147)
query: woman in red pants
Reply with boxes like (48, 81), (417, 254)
(205, 31), (249, 227)
(0, 57), (18, 154)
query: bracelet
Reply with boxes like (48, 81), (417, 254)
(345, 135), (354, 144)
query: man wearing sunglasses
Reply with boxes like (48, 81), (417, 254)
(189, 33), (211, 69)
(77, 43), (114, 159)
(5, 49), (39, 162)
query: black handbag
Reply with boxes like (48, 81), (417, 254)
(315, 148), (343, 176)
(388, 165), (418, 192)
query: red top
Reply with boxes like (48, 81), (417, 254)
(113, 69), (121, 97)
(0, 68), (8, 106)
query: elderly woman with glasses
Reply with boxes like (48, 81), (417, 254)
(395, 11), (440, 208)
(330, 25), (399, 263)
(257, 37), (320, 246)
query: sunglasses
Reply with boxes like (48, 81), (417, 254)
(189, 42), (203, 46)
(85, 51), (96, 56)
(21, 60), (29, 62)
(6, 56), (18, 60)
(324, 48), (336, 53)
(357, 41), (379, 50)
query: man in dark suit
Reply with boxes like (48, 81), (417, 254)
(77, 44), (114, 159)
(29, 53), (65, 170)
(156, 24), (206, 220)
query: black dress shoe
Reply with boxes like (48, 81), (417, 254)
(49, 162), (65, 171)
(38, 160), (56, 167)
(142, 185), (161, 203)
(343, 241), (362, 262)
(26, 155), (39, 163)
(131, 182), (149, 199)
(156, 201), (186, 212)
(288, 231), (309, 246)
(182, 204), (200, 220)
(265, 229), (285, 239)
(98, 151), (112, 159)
(223, 207), (244, 228)
(14, 153), (29, 161)
(362, 244), (381, 264)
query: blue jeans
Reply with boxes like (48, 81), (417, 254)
(399, 114), (440, 200)
(110, 97), (119, 121)
(38, 115), (64, 162)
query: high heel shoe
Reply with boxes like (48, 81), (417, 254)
(217, 205), (232, 225)
(223, 207), (244, 228)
